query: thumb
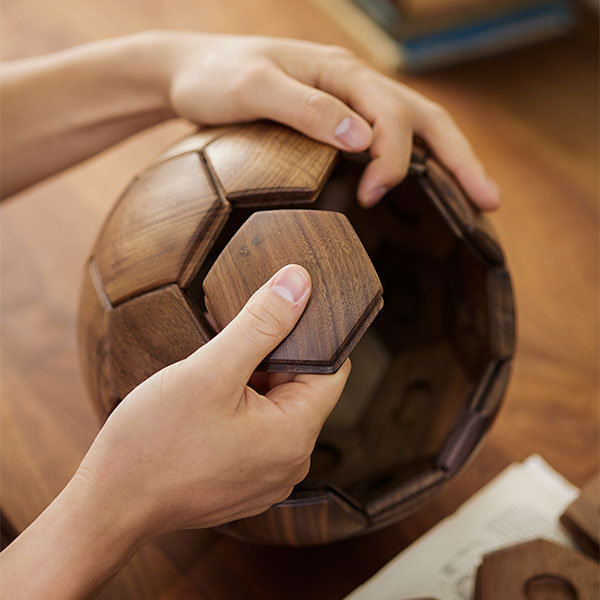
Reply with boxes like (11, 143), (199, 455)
(205, 264), (311, 385)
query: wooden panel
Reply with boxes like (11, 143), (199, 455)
(475, 539), (599, 600)
(423, 157), (504, 265)
(202, 209), (383, 373)
(94, 153), (229, 305)
(361, 342), (473, 476)
(203, 121), (338, 206)
(108, 285), (208, 403)
(77, 260), (116, 417)
(487, 267), (516, 360)
(561, 471), (600, 559)
(150, 126), (235, 167)
(221, 490), (368, 546)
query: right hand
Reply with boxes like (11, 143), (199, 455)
(75, 264), (350, 540)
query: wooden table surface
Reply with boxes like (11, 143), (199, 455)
(1, 1), (598, 598)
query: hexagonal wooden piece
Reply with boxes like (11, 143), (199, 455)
(203, 122), (338, 206)
(203, 209), (383, 373)
(475, 539), (599, 600)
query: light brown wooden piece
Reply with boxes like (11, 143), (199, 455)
(77, 260), (115, 416)
(475, 539), (599, 600)
(109, 285), (208, 401)
(203, 122), (338, 206)
(561, 472), (600, 559)
(94, 153), (229, 305)
(150, 126), (235, 167)
(203, 209), (383, 373)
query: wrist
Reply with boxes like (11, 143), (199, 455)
(0, 468), (155, 600)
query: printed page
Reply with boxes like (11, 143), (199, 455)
(345, 455), (579, 600)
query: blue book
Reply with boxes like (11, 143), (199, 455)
(352, 0), (575, 70)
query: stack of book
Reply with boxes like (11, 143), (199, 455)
(311, 0), (575, 71)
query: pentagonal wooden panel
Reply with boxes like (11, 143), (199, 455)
(94, 153), (229, 305)
(109, 285), (208, 401)
(475, 539), (599, 600)
(203, 122), (338, 206)
(150, 126), (235, 167)
(202, 209), (383, 373)
(221, 490), (368, 545)
(77, 260), (116, 417)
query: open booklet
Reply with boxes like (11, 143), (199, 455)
(345, 455), (579, 600)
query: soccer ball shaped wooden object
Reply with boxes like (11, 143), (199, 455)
(78, 122), (515, 546)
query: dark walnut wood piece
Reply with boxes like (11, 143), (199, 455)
(203, 209), (383, 373)
(79, 121), (515, 546)
(561, 471), (600, 559)
(475, 538), (599, 600)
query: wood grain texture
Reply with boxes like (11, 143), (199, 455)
(150, 126), (235, 167)
(0, 0), (597, 596)
(219, 490), (368, 546)
(109, 285), (208, 401)
(77, 260), (116, 417)
(423, 157), (505, 266)
(561, 472), (600, 559)
(475, 539), (599, 600)
(203, 121), (338, 206)
(94, 153), (228, 305)
(203, 209), (383, 373)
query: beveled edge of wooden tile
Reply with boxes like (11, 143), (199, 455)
(422, 157), (505, 266)
(203, 121), (339, 207)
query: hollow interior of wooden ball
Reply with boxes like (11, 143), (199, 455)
(186, 157), (495, 505)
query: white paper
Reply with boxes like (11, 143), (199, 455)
(345, 455), (579, 600)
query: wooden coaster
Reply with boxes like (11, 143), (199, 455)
(203, 209), (383, 374)
(475, 538), (599, 600)
(561, 471), (600, 559)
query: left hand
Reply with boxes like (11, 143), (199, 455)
(157, 32), (501, 209)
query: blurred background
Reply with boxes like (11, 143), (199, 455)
(1, 1), (598, 598)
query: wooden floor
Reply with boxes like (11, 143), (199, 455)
(1, 1), (598, 598)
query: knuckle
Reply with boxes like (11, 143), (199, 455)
(426, 102), (453, 127)
(325, 44), (356, 61)
(243, 297), (288, 341)
(233, 62), (271, 99)
(294, 461), (311, 484)
(301, 90), (333, 128)
(389, 102), (413, 124)
(277, 486), (295, 503)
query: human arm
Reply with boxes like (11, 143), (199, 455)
(0, 31), (500, 208)
(0, 265), (349, 599)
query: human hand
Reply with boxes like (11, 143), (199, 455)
(156, 32), (500, 209)
(76, 264), (350, 541)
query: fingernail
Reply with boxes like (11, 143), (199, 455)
(271, 265), (310, 304)
(364, 186), (387, 207)
(334, 117), (371, 149)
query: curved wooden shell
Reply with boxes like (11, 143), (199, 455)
(79, 121), (515, 546)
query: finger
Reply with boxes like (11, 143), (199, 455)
(413, 103), (501, 210)
(205, 264), (311, 387)
(267, 359), (351, 435)
(302, 60), (415, 207)
(246, 69), (373, 152)
(356, 113), (413, 207)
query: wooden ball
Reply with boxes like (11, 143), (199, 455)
(78, 121), (515, 546)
